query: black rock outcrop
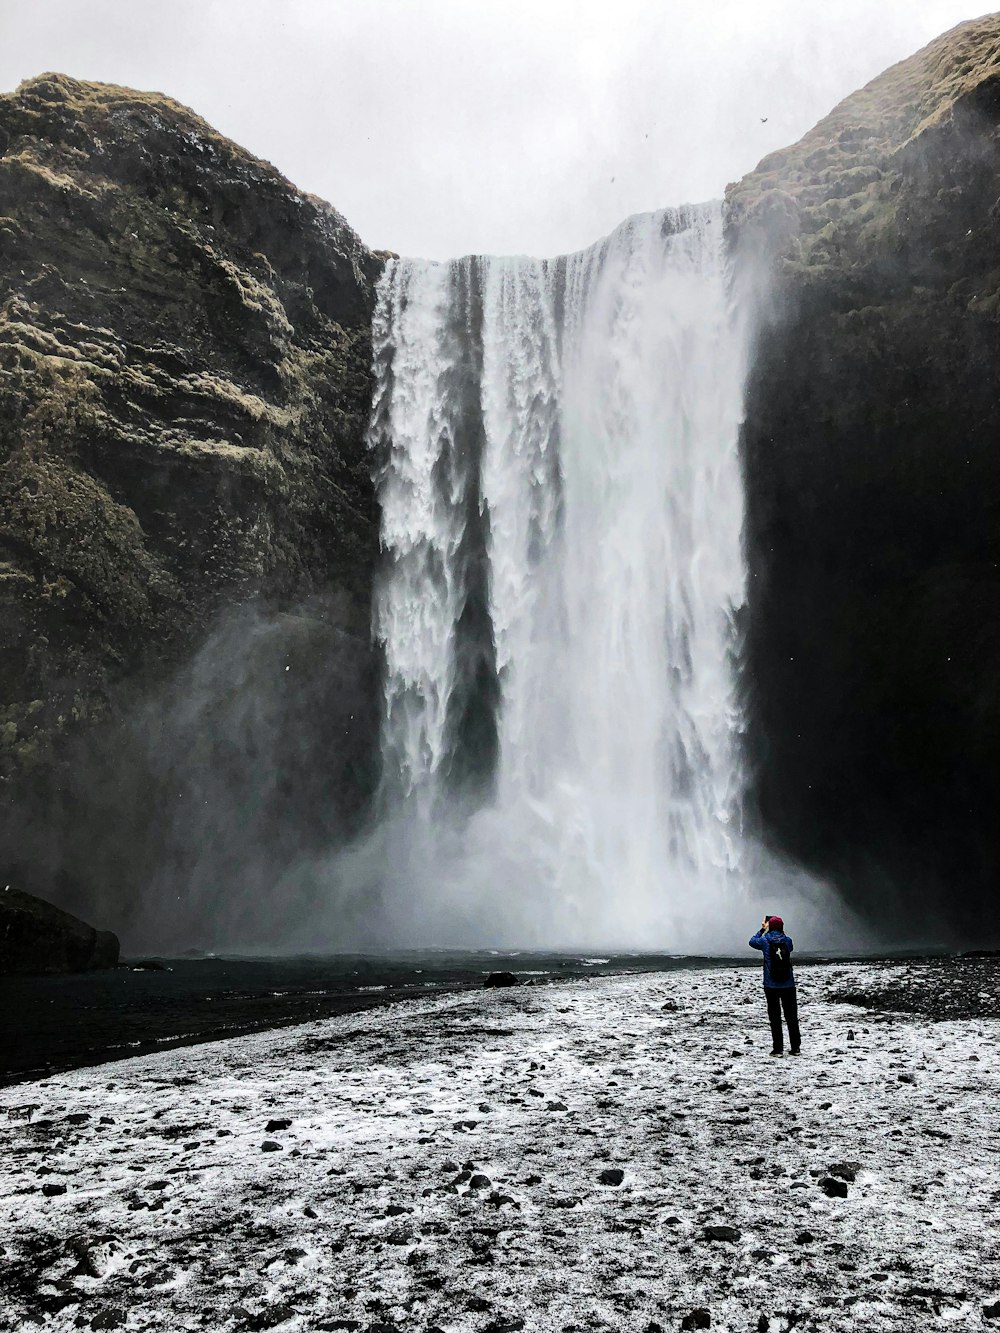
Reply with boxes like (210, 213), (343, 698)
(0, 883), (119, 973)
(728, 15), (1000, 938)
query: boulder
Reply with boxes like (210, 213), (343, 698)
(484, 971), (520, 988)
(0, 884), (119, 973)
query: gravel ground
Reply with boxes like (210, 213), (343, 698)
(2, 961), (999, 1333)
(827, 954), (1000, 1021)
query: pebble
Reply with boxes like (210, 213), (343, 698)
(701, 1225), (740, 1242)
(680, 1309), (711, 1329)
(819, 1177), (849, 1198)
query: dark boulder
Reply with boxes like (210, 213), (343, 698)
(484, 971), (520, 988)
(0, 884), (119, 974)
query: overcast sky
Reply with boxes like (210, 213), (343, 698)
(0, 1), (988, 258)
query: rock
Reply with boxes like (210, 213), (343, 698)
(547, 1101), (569, 1111)
(0, 74), (383, 947)
(701, 1225), (741, 1242)
(680, 1311), (711, 1330)
(469, 1174), (492, 1190)
(440, 1160), (460, 1173)
(728, 14), (1000, 935)
(827, 1162), (860, 1182)
(984, 1302), (1000, 1320)
(483, 1321), (525, 1333)
(265, 1119), (292, 1132)
(467, 1298), (492, 1312)
(90, 1313), (126, 1331)
(42, 1182), (66, 1197)
(0, 886), (119, 974)
(260, 1141), (282, 1153)
(795, 1231), (815, 1245)
(598, 1168), (625, 1186)
(819, 1177), (849, 1198)
(484, 972), (520, 988)
(241, 1308), (300, 1332)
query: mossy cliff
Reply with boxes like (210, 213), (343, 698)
(728, 15), (1000, 937)
(0, 74), (383, 942)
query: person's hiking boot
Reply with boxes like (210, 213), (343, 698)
(769, 1049), (783, 1057)
(789, 1047), (801, 1056)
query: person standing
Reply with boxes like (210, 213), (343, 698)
(749, 914), (801, 1056)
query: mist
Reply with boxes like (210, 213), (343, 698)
(0, 0), (986, 258)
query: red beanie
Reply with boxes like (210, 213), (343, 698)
(769, 915), (784, 930)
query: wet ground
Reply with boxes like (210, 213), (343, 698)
(4, 946), (984, 1089)
(3, 958), (999, 1332)
(0, 951), (745, 1087)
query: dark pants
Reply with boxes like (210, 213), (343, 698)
(765, 986), (800, 1052)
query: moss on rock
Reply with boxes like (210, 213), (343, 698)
(0, 73), (384, 928)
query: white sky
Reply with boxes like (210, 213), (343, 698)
(0, 1), (989, 259)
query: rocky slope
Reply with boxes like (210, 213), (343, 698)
(727, 14), (1000, 938)
(0, 74), (383, 942)
(0, 884), (119, 974)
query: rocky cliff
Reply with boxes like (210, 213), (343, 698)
(728, 14), (1000, 938)
(0, 74), (383, 945)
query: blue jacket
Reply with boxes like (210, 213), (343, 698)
(749, 929), (795, 989)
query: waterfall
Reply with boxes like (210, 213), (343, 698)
(368, 203), (749, 949)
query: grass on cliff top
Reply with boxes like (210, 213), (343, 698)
(730, 12), (1000, 205)
(5, 71), (306, 202)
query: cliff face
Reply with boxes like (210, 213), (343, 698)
(0, 74), (383, 943)
(728, 16), (1000, 937)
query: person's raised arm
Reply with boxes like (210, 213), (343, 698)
(749, 915), (770, 949)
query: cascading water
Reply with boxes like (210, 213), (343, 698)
(368, 202), (749, 949)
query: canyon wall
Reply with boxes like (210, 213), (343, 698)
(729, 15), (1000, 938)
(0, 75), (383, 941)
